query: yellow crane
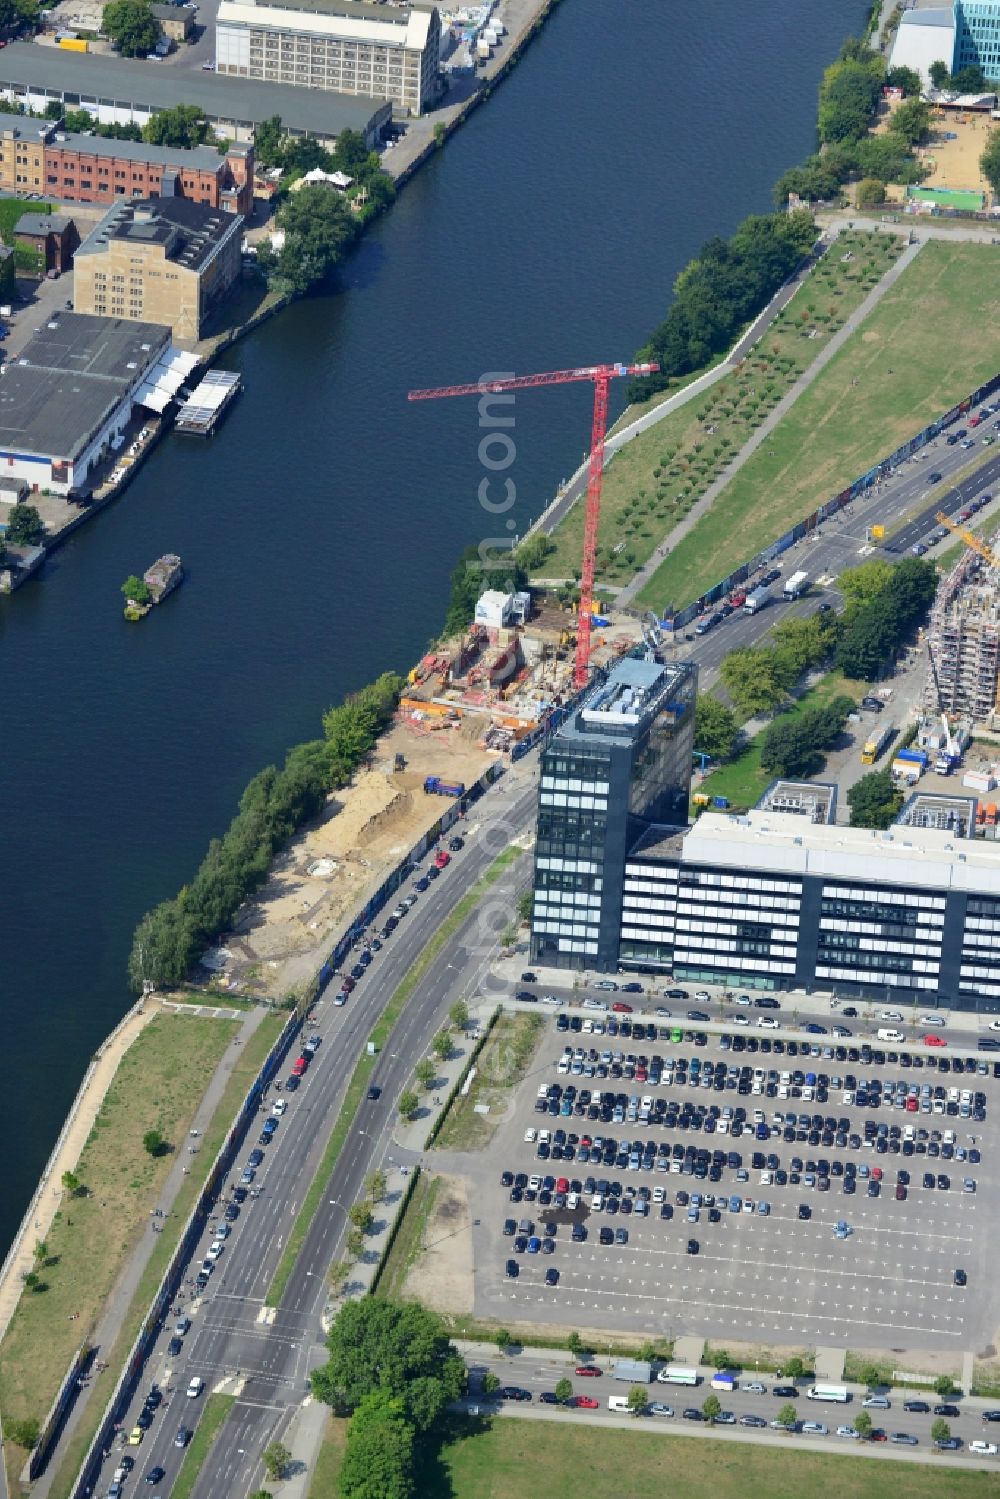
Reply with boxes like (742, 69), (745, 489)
(934, 511), (1000, 568)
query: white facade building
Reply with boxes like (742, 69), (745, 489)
(888, 7), (957, 85)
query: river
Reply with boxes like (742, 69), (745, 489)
(0, 0), (866, 1252)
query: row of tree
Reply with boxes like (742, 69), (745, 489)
(310, 1298), (466, 1499)
(759, 694), (855, 779)
(127, 672), (402, 991)
(626, 210), (818, 400)
(717, 612), (841, 721)
(835, 556), (937, 680)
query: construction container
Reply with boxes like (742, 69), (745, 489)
(964, 770), (997, 792)
(58, 35), (89, 50)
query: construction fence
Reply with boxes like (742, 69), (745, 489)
(657, 368), (1000, 632)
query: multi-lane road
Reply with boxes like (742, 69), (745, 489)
(90, 770), (537, 1499)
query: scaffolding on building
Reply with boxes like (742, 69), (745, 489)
(923, 536), (1000, 727)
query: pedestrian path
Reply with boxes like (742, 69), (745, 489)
(615, 237), (924, 608)
(30, 1005), (268, 1499)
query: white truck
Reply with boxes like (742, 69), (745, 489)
(783, 570), (809, 600)
(744, 585), (771, 615)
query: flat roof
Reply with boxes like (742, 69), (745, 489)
(627, 824), (688, 862)
(0, 108), (50, 138)
(219, 0), (433, 46)
(0, 42), (389, 135)
(682, 809), (1000, 895)
(77, 197), (241, 270)
(561, 656), (694, 747)
(898, 6), (955, 25)
(0, 311), (168, 460)
(757, 779), (837, 824)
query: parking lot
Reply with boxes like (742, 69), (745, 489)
(470, 1016), (998, 1351)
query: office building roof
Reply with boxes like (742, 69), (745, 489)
(77, 197), (241, 270)
(15, 211), (72, 235)
(682, 808), (1000, 894)
(757, 779), (838, 824)
(0, 107), (49, 138)
(0, 42), (389, 136)
(0, 311), (168, 460)
(558, 656), (694, 747)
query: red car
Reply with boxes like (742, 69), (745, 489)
(611, 1001), (633, 1014)
(575, 1365), (602, 1377)
(434, 849), (451, 869)
(574, 1395), (599, 1409)
(871, 1166), (882, 1181)
(905, 1097), (918, 1112)
(291, 1055), (309, 1076)
(556, 1177), (569, 1194)
(923, 1034), (946, 1047)
(341, 976), (356, 993)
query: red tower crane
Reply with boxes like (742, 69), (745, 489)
(409, 360), (660, 690)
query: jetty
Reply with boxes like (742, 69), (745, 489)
(175, 370), (242, 435)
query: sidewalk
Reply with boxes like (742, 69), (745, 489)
(614, 237), (924, 608)
(31, 1004), (269, 1499)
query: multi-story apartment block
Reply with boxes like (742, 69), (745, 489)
(215, 0), (440, 114)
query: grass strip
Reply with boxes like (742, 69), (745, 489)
(265, 845), (525, 1306)
(372, 1173), (440, 1302)
(307, 1413), (349, 1499)
(171, 1393), (236, 1499)
(46, 1012), (286, 1499)
(163, 988), (260, 1011)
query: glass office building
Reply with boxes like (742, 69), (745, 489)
(954, 0), (1000, 80)
(530, 656), (697, 970)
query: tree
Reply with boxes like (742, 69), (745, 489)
(773, 156), (842, 205)
(982, 127), (1000, 197)
(627, 1385), (648, 1414)
(516, 890), (533, 922)
(0, 0), (39, 33)
(892, 97), (931, 146)
(142, 1128), (166, 1157)
(23, 1272), (41, 1292)
(262, 1442), (290, 1481)
(338, 1390), (415, 1499)
(952, 63), (987, 92)
(414, 1058), (435, 1091)
(61, 1170), (82, 1196)
(555, 1377), (573, 1405)
(349, 1202), (374, 1234)
(858, 1363), (882, 1388)
(931, 1416), (951, 1444)
(311, 1299), (465, 1420)
(143, 104), (212, 149)
(253, 113), (285, 169)
(771, 613), (840, 683)
(566, 1330), (584, 1357)
(346, 1229), (365, 1259)
(122, 574), (152, 606)
(928, 59), (951, 89)
(854, 1410), (873, 1440)
(5, 502), (44, 545)
(102, 0), (160, 56)
(783, 1356), (806, 1380)
(398, 1090), (418, 1121)
(719, 647), (787, 719)
(431, 1030), (452, 1061)
(694, 694), (740, 761)
(449, 999), (470, 1030)
(33, 1239), (48, 1267)
(886, 64), (922, 95)
(707, 1349), (736, 1370)
(271, 185), (355, 295)
(363, 1169), (387, 1204)
(848, 769), (902, 829)
(495, 1327), (512, 1354)
(818, 55), (885, 145)
(328, 1258), (351, 1292)
(482, 1370), (501, 1395)
(332, 127), (372, 176)
(701, 1393), (722, 1424)
(5, 1417), (40, 1450)
(776, 1401), (797, 1429)
(840, 559), (896, 616)
(856, 176), (886, 206)
(759, 695), (854, 778)
(933, 1374), (957, 1397)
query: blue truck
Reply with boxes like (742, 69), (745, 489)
(423, 776), (466, 797)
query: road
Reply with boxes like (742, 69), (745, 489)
(90, 769), (538, 1499)
(464, 1352), (1000, 1468)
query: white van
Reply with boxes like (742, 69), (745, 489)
(608, 1395), (631, 1413)
(877, 1028), (905, 1043)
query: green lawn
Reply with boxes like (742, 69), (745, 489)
(420, 1419), (1000, 1499)
(695, 670), (865, 813)
(431, 1011), (543, 1151)
(637, 238), (1000, 613)
(544, 232), (903, 588)
(308, 1413), (348, 1499)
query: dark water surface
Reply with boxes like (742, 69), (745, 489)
(0, 0), (865, 1251)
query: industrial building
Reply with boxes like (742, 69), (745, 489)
(74, 198), (244, 341)
(0, 43), (392, 148)
(923, 539), (1000, 727)
(215, 0), (441, 114)
(889, 0), (1000, 85)
(0, 312), (172, 495)
(530, 656), (698, 970)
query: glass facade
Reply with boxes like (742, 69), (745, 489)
(955, 0), (1000, 80)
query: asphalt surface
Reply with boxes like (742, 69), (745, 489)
(465, 1353), (1000, 1466)
(90, 769), (538, 1499)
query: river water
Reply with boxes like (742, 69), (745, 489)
(0, 0), (865, 1251)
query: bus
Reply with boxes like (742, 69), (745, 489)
(656, 1366), (699, 1387)
(807, 1385), (849, 1403)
